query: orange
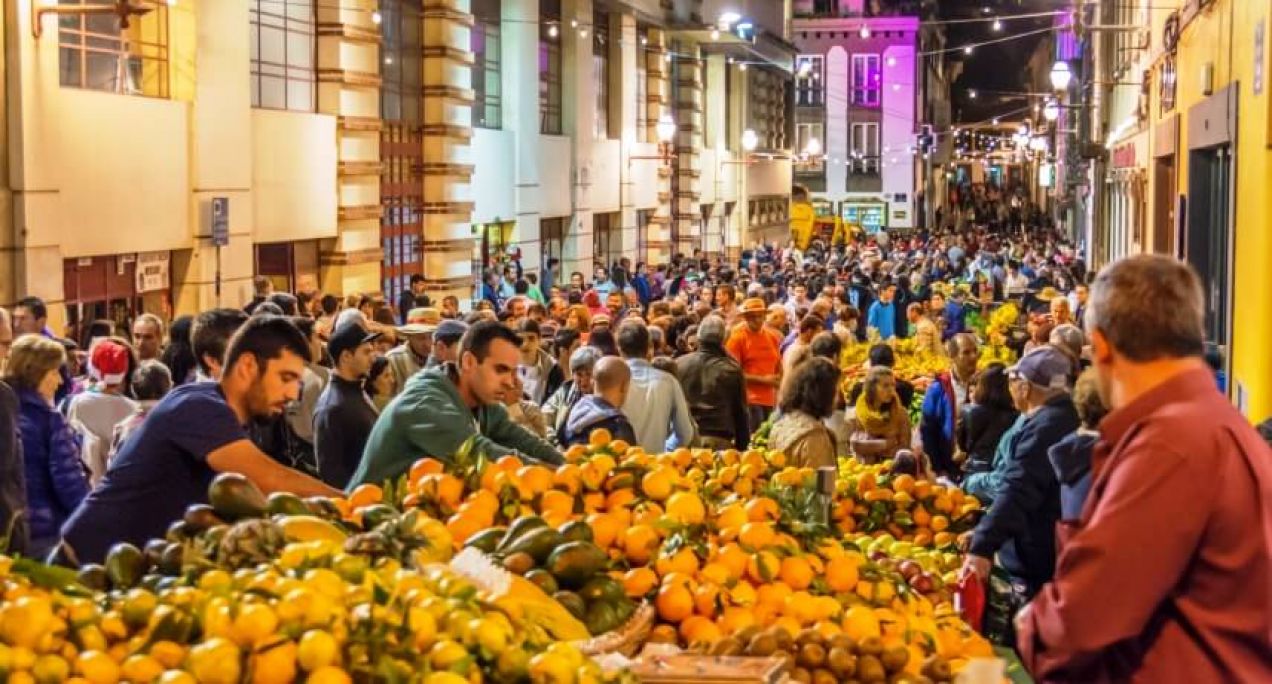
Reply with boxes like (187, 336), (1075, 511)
(813, 620), (843, 639)
(738, 522), (775, 550)
(778, 556), (814, 591)
(670, 448), (694, 470)
(930, 515), (950, 532)
(445, 512), (484, 546)
(563, 444), (588, 463)
(588, 427), (613, 448)
(517, 465), (555, 496)
(891, 473), (915, 494)
(932, 493), (954, 513)
(912, 506), (932, 527)
(608, 439), (630, 455)
(698, 562), (731, 586)
(727, 580), (757, 607)
(824, 556), (860, 593)
(713, 543), (749, 581)
(622, 568), (659, 598)
(772, 615), (803, 636)
(580, 462), (607, 492)
(767, 450), (788, 468)
(464, 489), (500, 516)
(455, 501), (495, 528)
(693, 582), (722, 619)
(605, 488), (637, 512)
(716, 606), (756, 634)
(587, 513), (621, 549)
(552, 464), (582, 495)
(654, 548), (700, 578)
(742, 449), (767, 470)
(783, 590), (817, 624)
(746, 551), (780, 584)
(745, 497), (780, 522)
(714, 503), (747, 532)
(680, 615), (722, 645)
(581, 492), (606, 514)
(664, 492), (706, 525)
(654, 583), (694, 623)
(756, 582), (792, 610)
(408, 458), (445, 484)
(622, 525), (660, 566)
(496, 455), (523, 471)
(640, 468), (675, 501)
(539, 490), (574, 519)
(347, 484), (382, 509)
(631, 502), (664, 527)
(716, 465), (739, 486)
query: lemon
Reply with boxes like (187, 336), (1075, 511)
(0, 596), (55, 649)
(306, 666), (352, 684)
(297, 630), (339, 672)
(185, 637), (241, 684)
(148, 641), (186, 670)
(528, 651), (575, 684)
(248, 637), (296, 684)
(303, 569), (346, 600)
(120, 589), (158, 630)
(156, 671), (197, 684)
(429, 639), (470, 672)
(424, 674), (469, 684)
(31, 654), (70, 684)
(470, 617), (510, 655)
(231, 602), (279, 647)
(407, 606), (438, 650)
(198, 570), (233, 593)
(74, 650), (120, 684)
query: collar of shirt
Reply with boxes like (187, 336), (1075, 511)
(1098, 367), (1215, 449)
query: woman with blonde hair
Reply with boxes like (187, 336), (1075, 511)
(768, 357), (841, 469)
(564, 305), (592, 340)
(850, 365), (912, 462)
(4, 335), (91, 557)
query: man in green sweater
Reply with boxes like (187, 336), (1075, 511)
(348, 321), (562, 489)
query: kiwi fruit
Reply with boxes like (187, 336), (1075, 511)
(789, 667), (812, 684)
(770, 625), (794, 651)
(857, 655), (887, 683)
(828, 633), (857, 653)
(797, 628), (826, 647)
(709, 637), (744, 657)
(828, 647), (857, 678)
(773, 650), (797, 674)
(747, 633), (778, 657)
(734, 624), (762, 645)
(501, 552), (535, 575)
(857, 636), (885, 656)
(881, 645), (910, 673)
(811, 669), (838, 684)
(798, 643), (827, 669)
(921, 656), (952, 681)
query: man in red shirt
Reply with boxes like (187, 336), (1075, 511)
(726, 298), (783, 428)
(1017, 255), (1272, 681)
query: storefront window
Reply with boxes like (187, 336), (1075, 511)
(249, 0), (316, 111)
(472, 0), (502, 129)
(795, 55), (824, 106)
(540, 0), (563, 135)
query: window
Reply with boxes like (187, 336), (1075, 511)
(851, 54), (881, 106)
(796, 122), (824, 171)
(636, 26), (650, 142)
(541, 217), (568, 264)
(795, 55), (824, 106)
(593, 212), (619, 267)
(851, 122), (880, 174)
(58, 0), (169, 97)
(249, 0), (316, 111)
(472, 0), (502, 129)
(746, 67), (788, 151)
(594, 9), (612, 139)
(540, 1), (563, 134)
(635, 210), (651, 261)
(379, 0), (424, 301)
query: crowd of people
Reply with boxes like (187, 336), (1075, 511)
(0, 205), (1268, 679)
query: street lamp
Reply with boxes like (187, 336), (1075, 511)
(741, 129), (759, 153)
(1050, 61), (1072, 91)
(804, 137), (822, 157)
(1043, 99), (1060, 122)
(656, 114), (677, 144)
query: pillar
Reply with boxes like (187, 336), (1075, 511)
(420, 0), (476, 303)
(615, 11), (638, 263)
(316, 0), (383, 297)
(506, 0), (542, 276)
(644, 29), (674, 265)
(563, 0), (595, 278)
(672, 44), (703, 257)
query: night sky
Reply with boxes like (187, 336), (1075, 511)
(941, 0), (1068, 122)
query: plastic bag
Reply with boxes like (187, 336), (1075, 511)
(956, 571), (986, 633)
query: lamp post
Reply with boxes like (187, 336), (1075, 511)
(1043, 99), (1060, 122)
(1050, 60), (1072, 92)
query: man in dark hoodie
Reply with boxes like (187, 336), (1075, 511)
(561, 356), (637, 447)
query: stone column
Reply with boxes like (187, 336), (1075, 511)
(672, 44), (703, 256)
(420, 0), (476, 303)
(563, 0), (595, 278)
(316, 0), (384, 297)
(505, 0), (542, 276)
(644, 29), (673, 265)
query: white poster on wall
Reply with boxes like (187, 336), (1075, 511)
(136, 251), (170, 293)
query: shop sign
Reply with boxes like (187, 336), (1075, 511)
(1112, 142), (1139, 169)
(136, 251), (170, 293)
(211, 197), (230, 247)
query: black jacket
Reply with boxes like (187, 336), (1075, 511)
(0, 382), (29, 555)
(312, 376), (379, 489)
(1048, 431), (1096, 522)
(958, 404), (1019, 476)
(969, 394), (1079, 595)
(676, 342), (750, 449)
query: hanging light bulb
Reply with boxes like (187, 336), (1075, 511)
(548, 24), (559, 38)
(1043, 99), (1060, 122)
(992, 18), (1003, 32)
(384, 55), (393, 65)
(992, 117), (1000, 125)
(570, 18), (578, 28)
(964, 45), (974, 55)
(580, 28), (588, 37)
(968, 89), (978, 99)
(710, 28), (720, 40)
(859, 24), (871, 39)
(739, 63), (747, 71)
(640, 35), (648, 45)
(371, 10), (382, 25)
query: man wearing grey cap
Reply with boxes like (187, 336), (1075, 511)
(427, 319), (469, 369)
(963, 345), (1079, 600)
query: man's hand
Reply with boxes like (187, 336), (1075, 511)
(961, 554), (991, 582)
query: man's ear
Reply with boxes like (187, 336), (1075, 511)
(1089, 329), (1113, 366)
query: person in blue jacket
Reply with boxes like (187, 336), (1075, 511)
(3, 335), (90, 558)
(866, 282), (898, 339)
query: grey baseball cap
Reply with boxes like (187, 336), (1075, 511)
(1009, 346), (1073, 390)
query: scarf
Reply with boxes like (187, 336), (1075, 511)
(855, 390), (899, 436)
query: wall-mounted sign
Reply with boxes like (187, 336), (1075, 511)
(136, 251), (170, 293)
(211, 197), (230, 247)
(1112, 142), (1139, 169)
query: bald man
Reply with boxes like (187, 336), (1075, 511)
(560, 356), (638, 446)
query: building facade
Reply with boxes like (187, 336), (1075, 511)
(791, 6), (919, 233)
(1085, 0), (1272, 419)
(1, 0), (794, 334)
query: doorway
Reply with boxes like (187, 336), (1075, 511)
(1185, 146), (1233, 357)
(1152, 155), (1176, 255)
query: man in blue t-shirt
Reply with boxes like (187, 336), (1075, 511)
(58, 316), (341, 565)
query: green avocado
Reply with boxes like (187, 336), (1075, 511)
(545, 542), (608, 590)
(207, 473), (267, 521)
(497, 516), (549, 552)
(557, 520), (594, 544)
(104, 542), (145, 590)
(501, 527), (564, 565)
(266, 492), (311, 516)
(464, 527), (507, 554)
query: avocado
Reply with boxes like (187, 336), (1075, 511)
(524, 569), (559, 595)
(207, 473), (267, 521)
(557, 520), (594, 544)
(158, 543), (185, 576)
(584, 601), (623, 636)
(497, 516), (550, 552)
(545, 542), (608, 589)
(183, 504), (225, 533)
(266, 492), (311, 516)
(75, 564), (109, 592)
(578, 576), (625, 604)
(304, 496), (344, 521)
(553, 591), (587, 620)
(501, 527), (564, 565)
(463, 527), (507, 555)
(105, 543), (145, 590)
(143, 539), (168, 570)
(357, 504), (399, 530)
(165, 520), (193, 543)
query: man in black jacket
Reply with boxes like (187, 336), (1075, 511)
(312, 320), (382, 488)
(676, 316), (749, 450)
(0, 308), (29, 554)
(965, 346), (1079, 599)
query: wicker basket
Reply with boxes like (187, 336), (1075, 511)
(573, 602), (656, 657)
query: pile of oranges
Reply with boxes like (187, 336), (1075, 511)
(339, 428), (993, 671)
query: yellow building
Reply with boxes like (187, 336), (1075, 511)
(1100, 0), (1272, 419)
